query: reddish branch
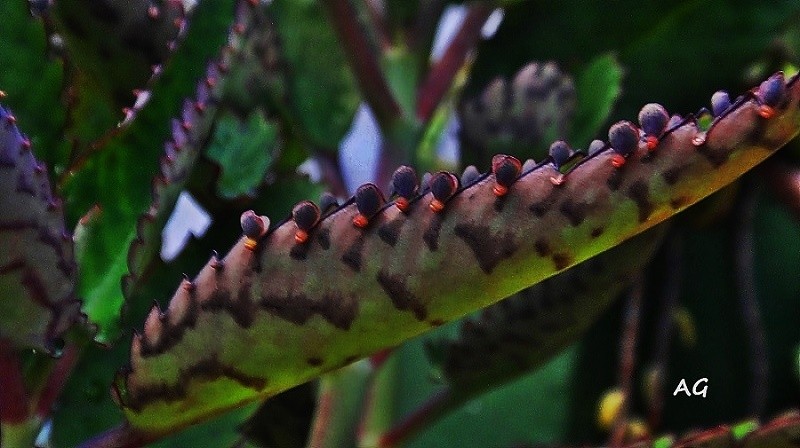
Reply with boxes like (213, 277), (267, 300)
(415, 4), (493, 122)
(322, 0), (403, 129)
(610, 277), (644, 447)
(764, 159), (800, 222)
(0, 340), (29, 424)
(34, 343), (81, 417)
(376, 389), (451, 447)
(732, 180), (768, 416)
(647, 235), (683, 430)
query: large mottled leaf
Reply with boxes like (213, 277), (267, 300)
(0, 104), (79, 353)
(369, 224), (664, 446)
(54, 172), (324, 447)
(60, 0), (236, 342)
(85, 73), (800, 445)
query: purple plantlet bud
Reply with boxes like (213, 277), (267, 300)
(608, 121), (639, 167)
(319, 192), (339, 214)
(548, 140), (572, 167)
(491, 154), (522, 196)
(429, 172), (459, 212)
(710, 90), (731, 117)
(588, 139), (606, 156)
(521, 158), (537, 172)
(638, 103), (669, 150)
(461, 165), (481, 185)
(292, 201), (321, 244)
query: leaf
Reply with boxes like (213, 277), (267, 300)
(570, 53), (624, 147)
(59, 0), (236, 342)
(0, 1), (69, 173)
(271, 0), (361, 151)
(0, 104), (79, 353)
(52, 0), (187, 109)
(205, 109), (278, 199)
(54, 173), (324, 447)
(91, 73), (800, 445)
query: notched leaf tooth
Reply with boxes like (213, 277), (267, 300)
(167, 277), (198, 328)
(143, 303), (165, 348)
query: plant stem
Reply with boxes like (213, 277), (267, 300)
(0, 340), (29, 424)
(609, 276), (644, 447)
(647, 233), (683, 430)
(415, 4), (492, 122)
(361, 0), (390, 50)
(764, 159), (800, 222)
(322, 0), (403, 129)
(34, 343), (80, 418)
(733, 178), (768, 416)
(376, 389), (452, 448)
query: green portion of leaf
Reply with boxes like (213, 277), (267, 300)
(149, 402), (260, 448)
(570, 53), (624, 147)
(60, 0), (236, 342)
(206, 110), (278, 199)
(394, 337), (578, 447)
(271, 0), (360, 151)
(0, 1), (68, 173)
(50, 343), (128, 447)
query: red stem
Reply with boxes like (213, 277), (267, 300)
(415, 5), (493, 122)
(306, 382), (336, 447)
(77, 424), (151, 448)
(0, 340), (30, 424)
(609, 277), (644, 447)
(361, 0), (390, 50)
(377, 389), (451, 447)
(764, 159), (800, 222)
(322, 0), (403, 129)
(647, 234), (683, 430)
(34, 343), (81, 418)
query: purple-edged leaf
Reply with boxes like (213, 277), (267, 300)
(60, 0), (236, 343)
(0, 105), (79, 353)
